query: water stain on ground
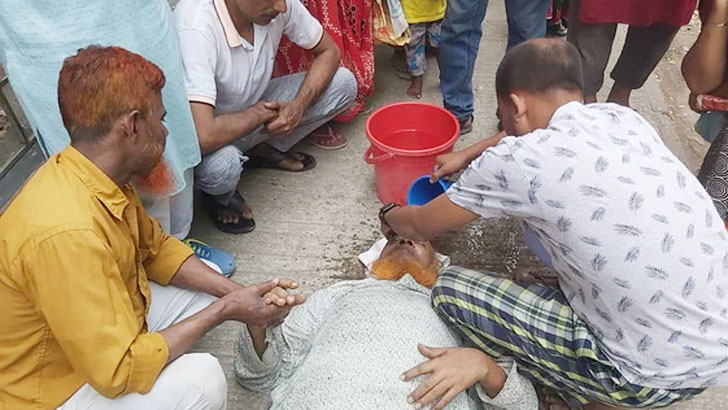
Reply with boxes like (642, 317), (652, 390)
(432, 218), (544, 278)
(323, 217), (544, 282)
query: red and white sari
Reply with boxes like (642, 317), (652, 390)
(273, 0), (374, 121)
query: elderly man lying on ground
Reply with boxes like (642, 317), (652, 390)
(234, 236), (539, 410)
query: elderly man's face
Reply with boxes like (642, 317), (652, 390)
(371, 237), (439, 287)
(380, 237), (437, 268)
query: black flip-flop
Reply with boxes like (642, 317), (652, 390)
(202, 191), (255, 234)
(246, 150), (316, 172)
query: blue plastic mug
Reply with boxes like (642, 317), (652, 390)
(407, 176), (453, 205)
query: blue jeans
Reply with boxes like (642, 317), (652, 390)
(440, 0), (549, 122)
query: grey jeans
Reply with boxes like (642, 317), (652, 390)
(196, 68), (357, 200)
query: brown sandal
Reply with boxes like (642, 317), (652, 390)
(309, 124), (348, 150)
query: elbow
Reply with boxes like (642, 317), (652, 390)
(682, 61), (724, 94)
(89, 377), (126, 399)
(197, 132), (217, 155)
(332, 45), (341, 65)
(683, 74), (719, 95)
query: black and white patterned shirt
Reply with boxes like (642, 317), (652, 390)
(447, 101), (728, 390)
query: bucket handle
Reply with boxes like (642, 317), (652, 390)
(364, 146), (394, 164)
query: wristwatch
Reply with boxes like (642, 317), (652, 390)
(379, 202), (400, 236)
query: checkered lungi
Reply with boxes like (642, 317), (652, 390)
(431, 266), (704, 408)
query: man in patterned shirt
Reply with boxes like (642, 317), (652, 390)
(380, 38), (727, 410)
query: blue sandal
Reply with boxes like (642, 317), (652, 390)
(183, 238), (236, 277)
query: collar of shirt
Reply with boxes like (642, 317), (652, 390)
(212, 0), (268, 51)
(548, 100), (584, 125)
(58, 146), (131, 220)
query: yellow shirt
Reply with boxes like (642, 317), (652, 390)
(0, 146), (194, 409)
(401, 0), (446, 24)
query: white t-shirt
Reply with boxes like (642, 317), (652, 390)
(174, 0), (323, 114)
(447, 101), (728, 390)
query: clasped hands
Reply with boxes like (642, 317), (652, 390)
(254, 100), (305, 136)
(220, 278), (305, 329)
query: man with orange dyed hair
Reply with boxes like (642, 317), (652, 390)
(0, 46), (303, 410)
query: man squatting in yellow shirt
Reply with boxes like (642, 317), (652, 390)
(0, 46), (304, 410)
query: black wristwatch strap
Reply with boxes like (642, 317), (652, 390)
(379, 202), (399, 224)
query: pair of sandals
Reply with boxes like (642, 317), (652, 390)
(204, 150), (316, 234)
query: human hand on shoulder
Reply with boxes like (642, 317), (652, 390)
(402, 345), (506, 410)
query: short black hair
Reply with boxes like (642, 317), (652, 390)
(495, 38), (583, 98)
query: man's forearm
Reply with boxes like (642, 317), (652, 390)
(683, 5), (728, 94)
(479, 363), (507, 398)
(159, 299), (228, 363)
(170, 256), (242, 298)
(291, 48), (339, 111)
(464, 131), (506, 162)
(247, 324), (268, 359)
(199, 106), (270, 154)
(384, 195), (480, 241)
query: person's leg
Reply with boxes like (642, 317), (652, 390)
(431, 266), (703, 408)
(259, 68), (357, 152)
(504, 0), (549, 49)
(145, 281), (218, 330)
(607, 24), (679, 107)
(405, 23), (427, 99)
(195, 146), (245, 205)
(439, 0), (488, 126)
(58, 285), (225, 410)
(194, 145), (254, 233)
(427, 19), (443, 73)
(566, 0), (617, 103)
(58, 353), (227, 410)
(168, 168), (195, 239)
(698, 126), (728, 222)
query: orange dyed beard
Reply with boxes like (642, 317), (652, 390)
(370, 257), (440, 288)
(133, 159), (175, 197)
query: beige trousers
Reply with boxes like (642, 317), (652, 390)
(58, 284), (225, 410)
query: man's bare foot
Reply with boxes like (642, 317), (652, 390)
(539, 390), (570, 410)
(515, 267), (559, 288)
(309, 124), (347, 150)
(247, 144), (317, 171)
(538, 387), (627, 410)
(202, 191), (255, 234)
(407, 75), (424, 99)
(216, 202), (253, 224)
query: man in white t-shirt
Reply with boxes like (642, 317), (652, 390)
(175, 0), (356, 234)
(380, 39), (726, 410)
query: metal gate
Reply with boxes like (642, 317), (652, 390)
(0, 72), (44, 209)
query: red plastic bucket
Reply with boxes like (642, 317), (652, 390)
(365, 102), (460, 204)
